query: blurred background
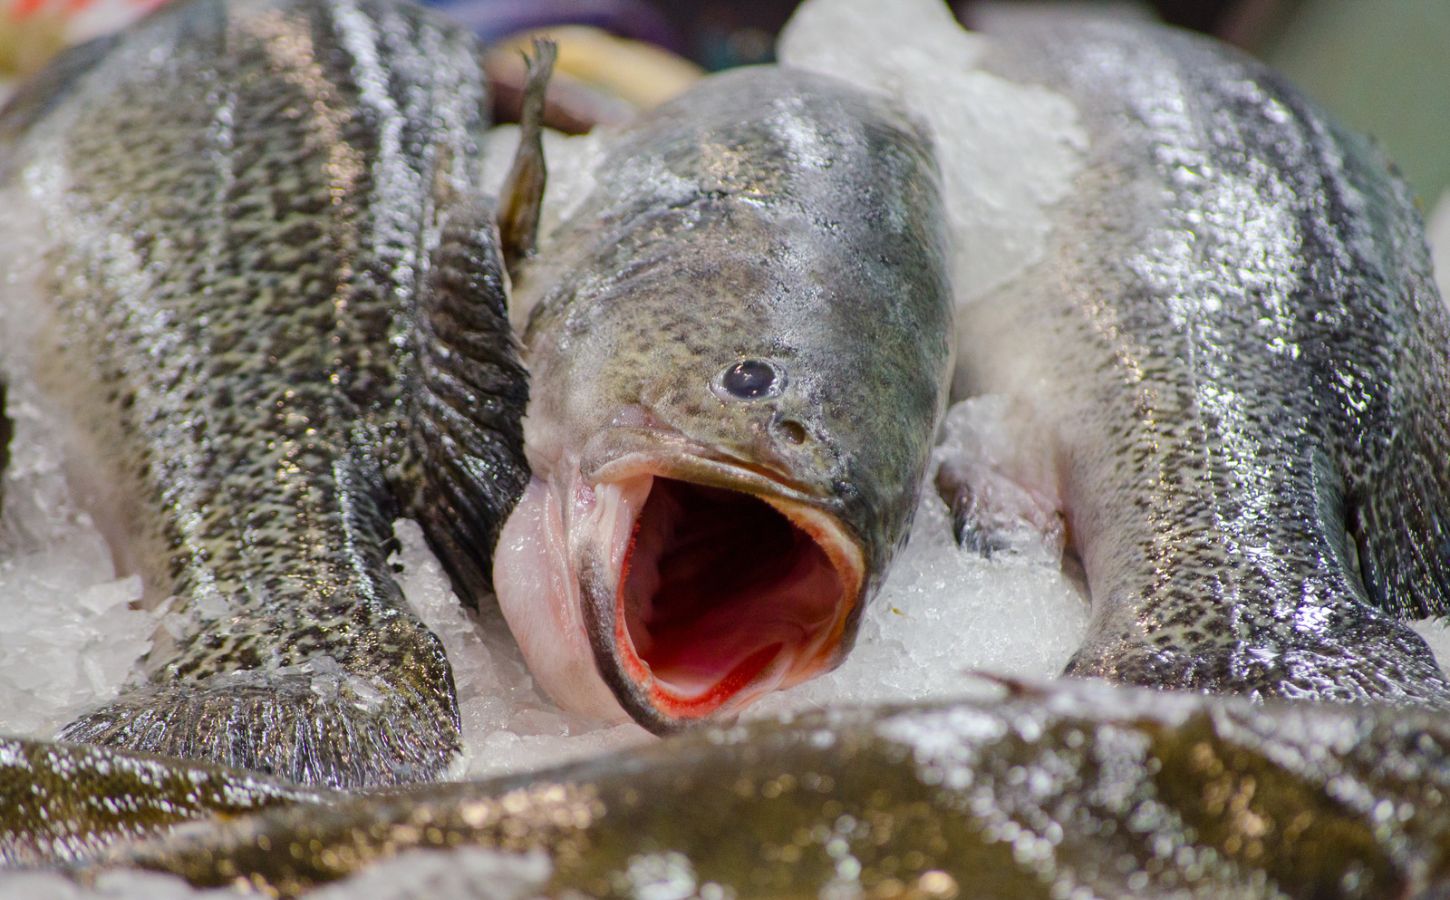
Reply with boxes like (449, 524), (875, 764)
(2, 0), (1448, 235)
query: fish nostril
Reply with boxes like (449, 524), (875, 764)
(776, 419), (808, 445)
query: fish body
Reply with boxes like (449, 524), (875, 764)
(0, 0), (529, 788)
(494, 66), (955, 732)
(0, 736), (329, 867)
(23, 681), (1446, 897)
(941, 15), (1450, 703)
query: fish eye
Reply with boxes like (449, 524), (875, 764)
(715, 359), (782, 401)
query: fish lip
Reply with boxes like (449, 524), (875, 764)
(584, 427), (833, 512)
(577, 441), (867, 735)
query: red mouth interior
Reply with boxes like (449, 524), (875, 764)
(617, 478), (847, 713)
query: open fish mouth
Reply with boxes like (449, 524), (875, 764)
(581, 465), (865, 733)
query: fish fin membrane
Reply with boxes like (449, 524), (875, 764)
(933, 399), (1065, 562)
(57, 673), (460, 790)
(935, 456), (1064, 561)
(404, 199), (530, 606)
(497, 38), (557, 274)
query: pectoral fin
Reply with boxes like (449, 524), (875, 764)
(934, 398), (1066, 562)
(404, 198), (530, 605)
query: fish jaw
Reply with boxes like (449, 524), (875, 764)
(495, 453), (866, 733)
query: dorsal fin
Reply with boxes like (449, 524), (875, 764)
(497, 38), (557, 275)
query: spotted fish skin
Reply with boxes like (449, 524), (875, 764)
(0, 736), (329, 867)
(44, 682), (1448, 897)
(496, 66), (954, 731)
(943, 16), (1450, 704)
(0, 0), (528, 788)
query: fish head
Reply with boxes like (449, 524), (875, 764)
(494, 67), (953, 733)
(499, 238), (948, 733)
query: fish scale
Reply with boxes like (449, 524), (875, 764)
(0, 0), (529, 788)
(940, 14), (1450, 705)
(5, 682), (1448, 895)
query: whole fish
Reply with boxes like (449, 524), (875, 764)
(0, 0), (530, 788)
(939, 13), (1450, 703)
(23, 681), (1449, 897)
(494, 66), (956, 733)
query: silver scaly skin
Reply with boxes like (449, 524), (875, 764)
(942, 15), (1450, 704)
(28, 681), (1450, 897)
(0, 0), (528, 788)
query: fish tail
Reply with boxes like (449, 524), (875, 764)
(58, 668), (461, 790)
(58, 613), (463, 790)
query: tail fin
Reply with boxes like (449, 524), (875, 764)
(58, 663), (460, 790)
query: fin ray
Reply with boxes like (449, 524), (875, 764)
(58, 673), (459, 789)
(404, 199), (530, 605)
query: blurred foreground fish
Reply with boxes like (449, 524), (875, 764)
(6, 681), (1449, 896)
(493, 66), (955, 732)
(940, 13), (1450, 704)
(0, 0), (533, 787)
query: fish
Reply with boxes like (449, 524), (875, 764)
(0, 735), (329, 867)
(0, 0), (532, 788)
(491, 65), (956, 733)
(17, 680), (1447, 896)
(937, 12), (1450, 704)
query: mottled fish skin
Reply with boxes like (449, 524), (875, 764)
(0, 736), (330, 867)
(942, 16), (1450, 704)
(52, 681), (1450, 897)
(496, 66), (954, 732)
(0, 0), (529, 788)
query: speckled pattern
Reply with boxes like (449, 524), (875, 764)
(513, 67), (955, 726)
(0, 0), (528, 788)
(0, 736), (329, 866)
(70, 680), (1450, 897)
(946, 17), (1450, 704)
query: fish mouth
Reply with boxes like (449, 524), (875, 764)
(582, 459), (864, 734)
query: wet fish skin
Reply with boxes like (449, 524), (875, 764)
(943, 15), (1450, 704)
(497, 66), (955, 731)
(0, 736), (329, 867)
(0, 0), (528, 788)
(60, 681), (1450, 897)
